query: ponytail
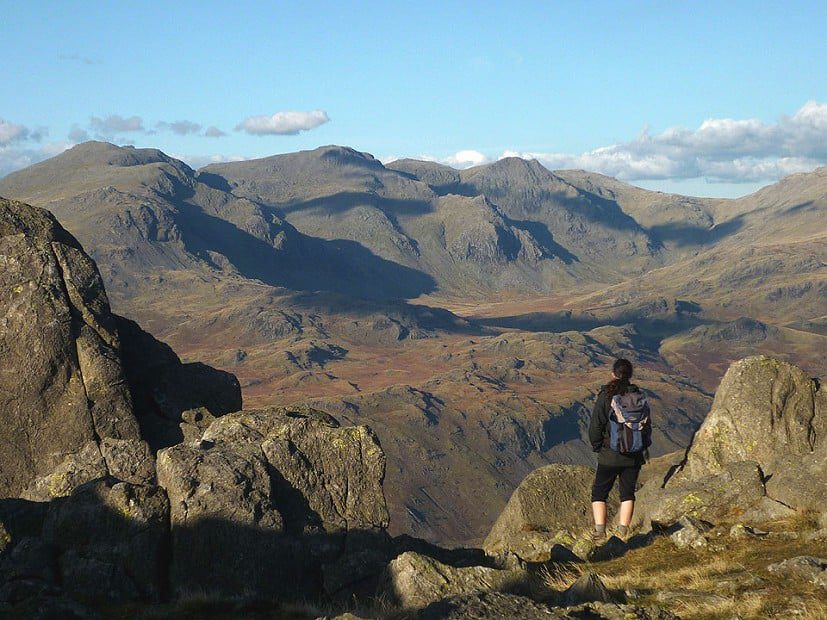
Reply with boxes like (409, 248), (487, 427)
(605, 358), (633, 398)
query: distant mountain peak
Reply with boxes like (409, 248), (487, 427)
(65, 140), (183, 169)
(314, 144), (376, 159)
(461, 155), (560, 186)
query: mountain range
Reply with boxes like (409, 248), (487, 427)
(1, 141), (824, 544)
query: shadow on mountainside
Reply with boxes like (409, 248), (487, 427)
(170, 194), (437, 300)
(278, 191), (434, 218)
(476, 311), (704, 340)
(435, 181), (657, 239)
(505, 218), (579, 264)
(282, 290), (487, 336)
(647, 215), (745, 248)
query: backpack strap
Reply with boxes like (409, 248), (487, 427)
(610, 395), (628, 424)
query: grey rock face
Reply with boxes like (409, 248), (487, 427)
(156, 438), (283, 598)
(420, 591), (565, 619)
(640, 461), (766, 527)
(178, 407), (216, 443)
(385, 551), (526, 608)
(484, 464), (614, 562)
(202, 405), (389, 533)
(157, 404), (388, 599)
(679, 356), (826, 512)
(559, 572), (615, 606)
(419, 591), (679, 620)
(637, 356), (826, 527)
(767, 556), (827, 589)
(669, 516), (710, 549)
(0, 198), (146, 499)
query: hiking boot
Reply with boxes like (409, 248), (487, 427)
(588, 527), (607, 544)
(611, 524), (631, 542)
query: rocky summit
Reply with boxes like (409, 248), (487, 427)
(0, 194), (825, 618)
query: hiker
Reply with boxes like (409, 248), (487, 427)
(588, 358), (651, 540)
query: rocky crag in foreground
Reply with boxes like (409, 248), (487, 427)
(0, 197), (825, 618)
(0, 199), (391, 615)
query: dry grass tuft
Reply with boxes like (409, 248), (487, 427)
(538, 562), (584, 591)
(670, 591), (767, 620)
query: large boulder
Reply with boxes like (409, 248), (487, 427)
(385, 551), (526, 608)
(157, 404), (389, 599)
(679, 356), (826, 512)
(201, 405), (389, 533)
(639, 461), (768, 526)
(0, 198), (149, 499)
(638, 356), (826, 527)
(484, 464), (616, 562)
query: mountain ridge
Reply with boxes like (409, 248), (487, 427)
(1, 142), (824, 544)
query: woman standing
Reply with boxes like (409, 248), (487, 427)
(588, 358), (651, 541)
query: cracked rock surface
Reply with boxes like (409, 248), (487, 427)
(0, 198), (146, 499)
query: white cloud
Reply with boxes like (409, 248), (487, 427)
(156, 120), (202, 135)
(204, 126), (227, 138)
(500, 101), (827, 183)
(0, 119), (34, 145)
(89, 114), (146, 136)
(173, 153), (248, 169)
(409, 150), (491, 169)
(236, 110), (330, 136)
(0, 142), (72, 178)
(68, 126), (89, 142)
(443, 150), (490, 167)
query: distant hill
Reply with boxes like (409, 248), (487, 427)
(0, 142), (436, 302)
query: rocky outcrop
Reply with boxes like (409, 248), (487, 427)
(0, 198), (148, 499)
(678, 356), (826, 512)
(198, 405), (388, 533)
(668, 516), (711, 549)
(484, 464), (616, 562)
(638, 356), (826, 527)
(385, 551), (526, 608)
(157, 404), (389, 599)
(559, 572), (615, 606)
(0, 478), (169, 612)
(0, 197), (404, 611)
(0, 198), (241, 500)
(419, 592), (680, 620)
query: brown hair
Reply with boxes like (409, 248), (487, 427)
(605, 358), (633, 398)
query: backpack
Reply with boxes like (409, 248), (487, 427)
(608, 390), (652, 454)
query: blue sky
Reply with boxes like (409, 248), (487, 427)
(2, 1), (827, 197)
